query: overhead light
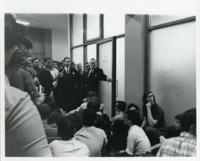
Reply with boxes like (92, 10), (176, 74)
(16, 19), (30, 26)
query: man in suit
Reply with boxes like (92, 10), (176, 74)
(85, 58), (112, 96)
(56, 57), (80, 112)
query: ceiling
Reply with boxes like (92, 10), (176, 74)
(16, 14), (68, 31)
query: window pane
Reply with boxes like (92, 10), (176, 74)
(86, 14), (100, 40)
(72, 47), (84, 66)
(150, 22), (196, 125)
(72, 14), (83, 46)
(149, 15), (192, 26)
(116, 37), (125, 100)
(87, 44), (96, 62)
(104, 14), (125, 38)
(99, 41), (113, 117)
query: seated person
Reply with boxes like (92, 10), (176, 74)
(39, 105), (57, 138)
(141, 91), (165, 146)
(67, 90), (98, 115)
(157, 108), (196, 156)
(111, 101), (126, 122)
(159, 113), (182, 139)
(49, 117), (90, 157)
(122, 109), (151, 156)
(75, 108), (108, 156)
(127, 103), (140, 112)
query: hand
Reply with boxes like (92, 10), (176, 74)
(159, 136), (166, 143)
(146, 102), (152, 109)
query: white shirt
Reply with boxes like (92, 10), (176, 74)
(75, 126), (107, 156)
(50, 68), (59, 80)
(5, 76), (52, 156)
(49, 138), (90, 157)
(126, 125), (151, 156)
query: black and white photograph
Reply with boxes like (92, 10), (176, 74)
(4, 13), (197, 157)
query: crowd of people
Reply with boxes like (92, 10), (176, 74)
(5, 14), (196, 157)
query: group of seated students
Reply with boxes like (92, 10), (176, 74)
(5, 14), (196, 157)
(39, 90), (196, 157)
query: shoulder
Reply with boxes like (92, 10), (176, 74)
(5, 84), (28, 112)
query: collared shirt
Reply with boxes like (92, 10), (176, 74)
(156, 132), (196, 156)
(64, 66), (70, 74)
(75, 126), (107, 156)
(49, 138), (90, 157)
(125, 125), (151, 156)
(5, 75), (52, 156)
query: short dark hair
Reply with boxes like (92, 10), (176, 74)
(180, 108), (196, 133)
(174, 113), (183, 121)
(87, 96), (100, 112)
(126, 109), (141, 126)
(57, 117), (75, 140)
(87, 90), (97, 98)
(82, 109), (96, 127)
(142, 91), (156, 103)
(116, 101), (126, 112)
(127, 103), (140, 112)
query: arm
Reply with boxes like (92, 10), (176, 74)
(141, 117), (147, 128)
(146, 103), (158, 127)
(5, 87), (52, 156)
(125, 130), (136, 155)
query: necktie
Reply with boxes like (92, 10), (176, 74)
(88, 69), (93, 78)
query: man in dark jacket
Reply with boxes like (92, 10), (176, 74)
(85, 58), (112, 96)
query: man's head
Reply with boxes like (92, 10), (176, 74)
(32, 58), (43, 70)
(63, 57), (71, 67)
(77, 63), (82, 72)
(174, 113), (183, 129)
(125, 109), (141, 126)
(87, 96), (100, 112)
(180, 108), (196, 136)
(143, 91), (155, 104)
(127, 103), (140, 112)
(115, 101), (126, 112)
(57, 117), (75, 140)
(85, 62), (90, 72)
(82, 108), (96, 127)
(70, 61), (76, 70)
(87, 90), (97, 100)
(89, 58), (96, 69)
(18, 37), (33, 54)
(7, 49), (28, 67)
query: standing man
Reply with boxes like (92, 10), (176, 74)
(85, 58), (112, 96)
(56, 57), (79, 112)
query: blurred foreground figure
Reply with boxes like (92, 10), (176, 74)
(5, 14), (52, 156)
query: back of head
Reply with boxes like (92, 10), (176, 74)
(57, 117), (75, 140)
(180, 108), (196, 135)
(128, 103), (140, 112)
(82, 108), (96, 127)
(87, 90), (97, 98)
(87, 96), (100, 112)
(116, 101), (126, 112)
(126, 109), (141, 126)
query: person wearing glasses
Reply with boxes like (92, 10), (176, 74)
(141, 91), (165, 146)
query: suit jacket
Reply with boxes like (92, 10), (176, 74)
(85, 67), (107, 93)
